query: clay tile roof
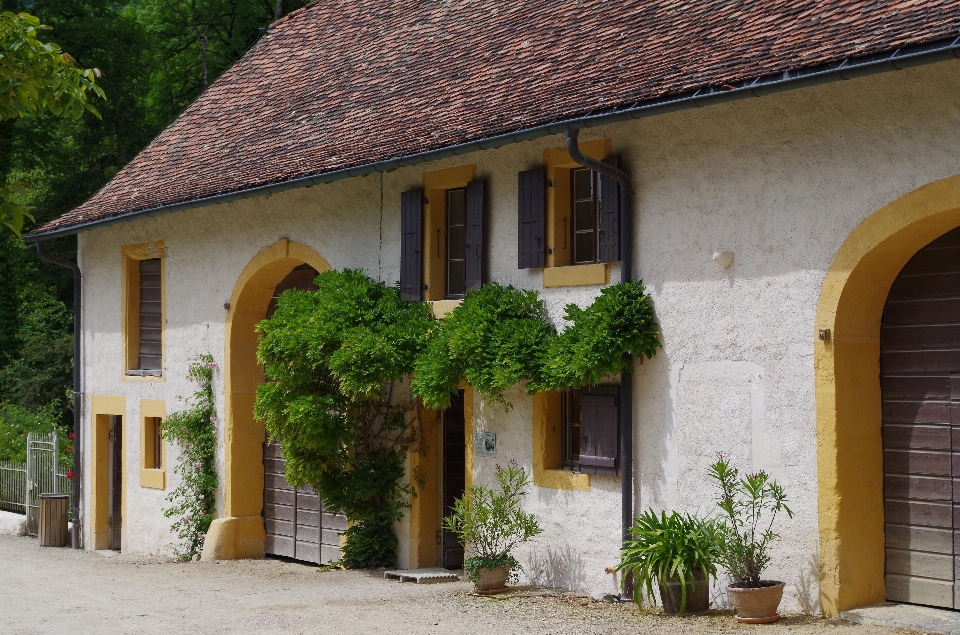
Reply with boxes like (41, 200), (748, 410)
(33, 0), (960, 236)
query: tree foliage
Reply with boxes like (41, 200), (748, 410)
(254, 269), (432, 567)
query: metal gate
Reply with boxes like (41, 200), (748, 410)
(25, 432), (72, 536)
(263, 441), (346, 564)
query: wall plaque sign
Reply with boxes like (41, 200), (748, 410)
(474, 431), (497, 457)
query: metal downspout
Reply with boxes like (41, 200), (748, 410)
(35, 241), (82, 549)
(564, 128), (634, 550)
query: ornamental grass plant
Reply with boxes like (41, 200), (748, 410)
(616, 509), (720, 615)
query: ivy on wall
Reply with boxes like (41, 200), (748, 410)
(162, 354), (218, 561)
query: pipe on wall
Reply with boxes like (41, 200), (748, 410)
(35, 240), (82, 549)
(564, 128), (635, 552)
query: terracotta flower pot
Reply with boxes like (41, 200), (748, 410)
(475, 566), (510, 593)
(726, 581), (785, 623)
(658, 570), (710, 616)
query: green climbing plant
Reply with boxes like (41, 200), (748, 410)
(162, 353), (218, 561)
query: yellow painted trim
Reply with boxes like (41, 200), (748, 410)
(199, 516), (266, 560)
(542, 263), (609, 288)
(531, 392), (590, 491)
(121, 241), (166, 382)
(544, 138), (611, 269)
(463, 386), (474, 493)
(429, 299), (462, 319)
(409, 406), (439, 569)
(211, 239), (331, 560)
(422, 165), (477, 301)
(815, 174), (960, 615)
(90, 395), (126, 550)
(139, 468), (165, 490)
(139, 400), (166, 489)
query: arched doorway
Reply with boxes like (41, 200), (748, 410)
(262, 264), (347, 564)
(880, 227), (960, 608)
(200, 239), (331, 561)
(815, 174), (960, 614)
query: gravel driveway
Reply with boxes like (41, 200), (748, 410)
(0, 535), (921, 635)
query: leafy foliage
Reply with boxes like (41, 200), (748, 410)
(0, 10), (105, 234)
(444, 462), (542, 584)
(0, 401), (60, 463)
(162, 354), (218, 561)
(538, 280), (661, 390)
(413, 281), (661, 408)
(709, 455), (793, 588)
(254, 269), (432, 567)
(412, 284), (553, 409)
(616, 510), (720, 615)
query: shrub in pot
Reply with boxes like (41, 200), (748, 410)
(709, 456), (794, 624)
(616, 509), (719, 616)
(444, 461), (542, 592)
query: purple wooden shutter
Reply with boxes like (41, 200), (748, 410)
(138, 258), (162, 370)
(517, 168), (545, 269)
(465, 179), (485, 292)
(579, 386), (619, 476)
(598, 155), (621, 263)
(400, 189), (423, 301)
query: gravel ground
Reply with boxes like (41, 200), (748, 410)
(0, 535), (922, 635)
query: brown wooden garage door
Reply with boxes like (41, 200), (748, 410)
(881, 226), (960, 609)
(263, 441), (347, 564)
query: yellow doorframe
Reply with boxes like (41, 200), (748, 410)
(90, 395), (126, 550)
(815, 174), (960, 614)
(201, 239), (331, 560)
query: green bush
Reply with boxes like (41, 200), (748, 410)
(254, 269), (432, 567)
(444, 462), (542, 584)
(412, 284), (554, 410)
(616, 509), (720, 615)
(0, 402), (63, 464)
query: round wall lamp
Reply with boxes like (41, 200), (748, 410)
(713, 250), (735, 268)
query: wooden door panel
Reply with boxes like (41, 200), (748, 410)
(885, 524), (953, 554)
(884, 400), (950, 425)
(884, 449), (951, 476)
(885, 500), (953, 527)
(886, 573), (954, 606)
(884, 475), (953, 501)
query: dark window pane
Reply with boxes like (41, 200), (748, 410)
(574, 232), (595, 264)
(447, 224), (465, 259)
(447, 189), (466, 226)
(447, 260), (465, 297)
(574, 200), (595, 231)
(562, 388), (582, 469)
(573, 169), (592, 200)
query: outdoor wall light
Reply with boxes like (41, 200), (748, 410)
(713, 250), (734, 268)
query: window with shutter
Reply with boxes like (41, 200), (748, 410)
(518, 168), (545, 269)
(122, 242), (166, 377)
(597, 155), (621, 263)
(464, 179), (485, 293)
(400, 188), (424, 301)
(577, 385), (619, 476)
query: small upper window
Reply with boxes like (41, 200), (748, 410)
(572, 168), (599, 264)
(445, 187), (467, 298)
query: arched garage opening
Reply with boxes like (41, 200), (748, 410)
(816, 175), (960, 614)
(201, 239), (330, 560)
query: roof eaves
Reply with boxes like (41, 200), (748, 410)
(25, 33), (960, 243)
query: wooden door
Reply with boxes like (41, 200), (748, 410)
(108, 415), (123, 551)
(881, 226), (960, 608)
(262, 441), (347, 564)
(441, 391), (466, 569)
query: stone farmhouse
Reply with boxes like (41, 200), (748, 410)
(26, 0), (960, 616)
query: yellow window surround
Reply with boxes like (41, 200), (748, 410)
(139, 399), (166, 490)
(121, 241), (166, 382)
(542, 138), (613, 288)
(532, 391), (590, 491)
(421, 164), (476, 302)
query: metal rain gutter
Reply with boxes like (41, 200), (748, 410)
(35, 241), (82, 549)
(23, 34), (960, 244)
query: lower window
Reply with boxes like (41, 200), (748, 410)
(560, 385), (619, 475)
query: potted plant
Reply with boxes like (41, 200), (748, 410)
(616, 509), (719, 616)
(444, 461), (542, 593)
(709, 456), (793, 623)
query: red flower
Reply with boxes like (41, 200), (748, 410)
(65, 471), (74, 479)
(66, 446), (73, 453)
(68, 433), (75, 440)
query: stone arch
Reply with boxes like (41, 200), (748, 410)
(816, 175), (960, 614)
(201, 239), (331, 560)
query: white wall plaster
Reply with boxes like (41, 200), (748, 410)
(75, 59), (960, 613)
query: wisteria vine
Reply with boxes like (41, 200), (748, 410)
(162, 353), (218, 561)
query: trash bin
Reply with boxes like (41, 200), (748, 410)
(38, 493), (70, 547)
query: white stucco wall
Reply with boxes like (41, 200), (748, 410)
(77, 58), (960, 611)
